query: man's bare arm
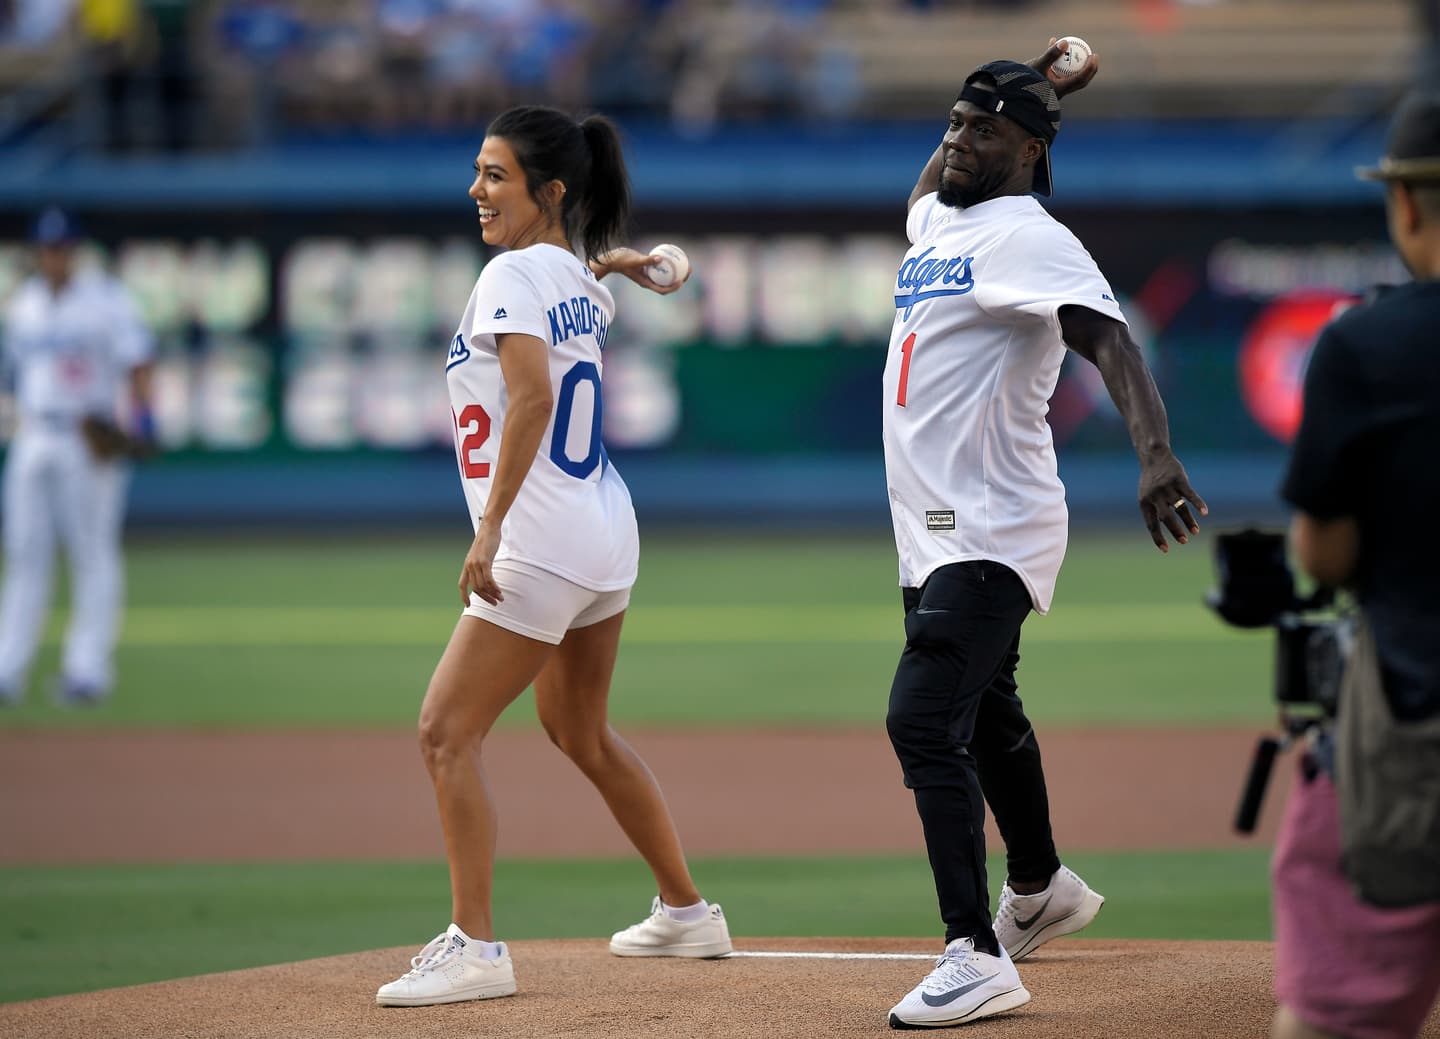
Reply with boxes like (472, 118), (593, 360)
(1059, 305), (1207, 551)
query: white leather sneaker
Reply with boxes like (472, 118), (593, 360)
(375, 924), (516, 1006)
(609, 897), (733, 958)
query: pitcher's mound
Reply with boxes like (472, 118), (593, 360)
(3, 937), (1275, 1038)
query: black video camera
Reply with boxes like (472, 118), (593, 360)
(1207, 528), (1350, 717)
(1206, 528), (1354, 834)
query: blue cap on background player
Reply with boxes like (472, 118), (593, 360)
(31, 206), (82, 245)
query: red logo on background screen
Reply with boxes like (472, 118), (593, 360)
(1238, 291), (1356, 444)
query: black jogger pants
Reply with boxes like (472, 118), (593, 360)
(885, 560), (1062, 954)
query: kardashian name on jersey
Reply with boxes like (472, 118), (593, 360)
(548, 295), (610, 350)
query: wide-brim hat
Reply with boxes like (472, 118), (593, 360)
(1356, 91), (1440, 183)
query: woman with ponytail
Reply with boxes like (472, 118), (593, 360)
(376, 106), (728, 1008)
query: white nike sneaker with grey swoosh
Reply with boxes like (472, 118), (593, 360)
(888, 938), (1030, 1029)
(993, 864), (1105, 961)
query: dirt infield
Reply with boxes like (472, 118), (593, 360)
(0, 937), (1291, 1039)
(0, 726), (1292, 862)
(7, 726), (1385, 1038)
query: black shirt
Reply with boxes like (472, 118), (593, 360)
(1281, 280), (1440, 720)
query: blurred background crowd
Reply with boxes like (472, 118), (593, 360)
(0, 0), (1428, 148)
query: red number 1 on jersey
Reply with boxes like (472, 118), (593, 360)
(453, 404), (492, 478)
(897, 332), (916, 407)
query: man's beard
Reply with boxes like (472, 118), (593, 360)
(936, 165), (1011, 209)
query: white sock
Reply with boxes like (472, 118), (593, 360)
(450, 923), (504, 960)
(661, 898), (709, 924)
(473, 939), (504, 960)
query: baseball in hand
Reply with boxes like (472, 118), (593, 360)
(646, 243), (690, 288)
(1052, 36), (1092, 77)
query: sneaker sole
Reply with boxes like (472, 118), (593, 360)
(888, 985), (1032, 1029)
(609, 938), (734, 959)
(1007, 888), (1105, 961)
(376, 979), (517, 1007)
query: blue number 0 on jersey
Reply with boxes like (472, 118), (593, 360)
(549, 361), (607, 479)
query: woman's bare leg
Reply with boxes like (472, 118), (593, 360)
(534, 609), (701, 907)
(418, 615), (553, 939)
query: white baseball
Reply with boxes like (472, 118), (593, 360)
(646, 243), (690, 288)
(1052, 36), (1092, 77)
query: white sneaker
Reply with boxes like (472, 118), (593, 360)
(375, 924), (517, 1006)
(993, 864), (1105, 961)
(888, 938), (1030, 1029)
(609, 896), (733, 958)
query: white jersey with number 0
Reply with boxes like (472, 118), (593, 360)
(4, 267), (153, 422)
(882, 193), (1127, 613)
(446, 243), (637, 591)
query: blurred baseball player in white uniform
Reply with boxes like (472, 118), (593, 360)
(0, 208), (155, 705)
(881, 48), (1208, 1028)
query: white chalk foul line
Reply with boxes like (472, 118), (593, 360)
(724, 951), (936, 961)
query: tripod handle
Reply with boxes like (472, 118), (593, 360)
(1234, 735), (1282, 834)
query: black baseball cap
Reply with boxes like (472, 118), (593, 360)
(1356, 90), (1440, 183)
(30, 206), (82, 245)
(958, 60), (1062, 196)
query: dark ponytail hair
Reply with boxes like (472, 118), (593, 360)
(485, 106), (631, 262)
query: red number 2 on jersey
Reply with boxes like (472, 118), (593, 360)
(453, 404), (492, 478)
(896, 332), (916, 407)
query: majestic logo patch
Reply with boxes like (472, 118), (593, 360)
(493, 307), (508, 319)
(926, 510), (956, 532)
(445, 333), (470, 371)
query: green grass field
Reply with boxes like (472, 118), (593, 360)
(0, 528), (1274, 728)
(0, 529), (1280, 1003)
(0, 850), (1272, 1004)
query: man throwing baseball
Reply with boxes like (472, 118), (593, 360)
(0, 208), (156, 706)
(882, 42), (1207, 1028)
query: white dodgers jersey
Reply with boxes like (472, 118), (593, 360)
(882, 193), (1127, 613)
(4, 267), (153, 423)
(446, 243), (637, 591)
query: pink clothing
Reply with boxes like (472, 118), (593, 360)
(1272, 762), (1440, 1039)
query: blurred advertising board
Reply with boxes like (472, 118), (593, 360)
(0, 204), (1400, 461)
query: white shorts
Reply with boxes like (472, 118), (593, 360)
(462, 559), (631, 645)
